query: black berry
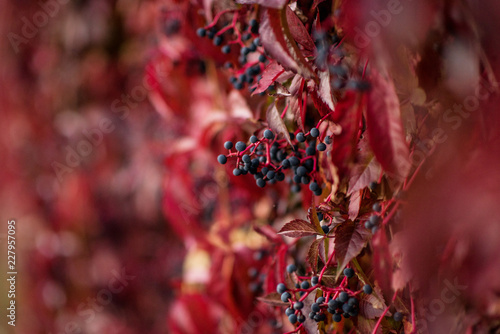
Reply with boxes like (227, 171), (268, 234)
(393, 312), (403, 322)
(217, 155), (227, 164)
(286, 264), (297, 273)
(343, 268), (355, 278)
(277, 283), (287, 294)
(224, 141), (233, 149)
(281, 292), (291, 302)
(363, 284), (372, 294)
(235, 141), (247, 152)
(310, 127), (320, 137)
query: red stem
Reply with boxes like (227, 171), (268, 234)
(371, 291), (398, 334)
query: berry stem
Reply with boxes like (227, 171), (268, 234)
(205, 9), (237, 29)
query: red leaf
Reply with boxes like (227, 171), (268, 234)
(366, 70), (411, 180)
(359, 294), (387, 320)
(372, 230), (394, 299)
(334, 220), (371, 279)
(259, 8), (314, 78)
(309, 70), (335, 116)
(254, 60), (285, 94)
(266, 103), (293, 146)
(307, 205), (324, 234)
(256, 292), (289, 307)
(285, 7), (315, 51)
(307, 238), (323, 271)
(330, 91), (364, 177)
(278, 219), (322, 238)
(236, 0), (287, 9)
(348, 156), (382, 196)
(348, 190), (362, 220)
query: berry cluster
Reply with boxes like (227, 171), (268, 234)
(218, 127), (332, 194)
(364, 202), (383, 233)
(196, 12), (267, 91)
(276, 264), (374, 327)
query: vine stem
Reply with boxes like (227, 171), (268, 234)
(371, 291), (398, 334)
(409, 283), (416, 334)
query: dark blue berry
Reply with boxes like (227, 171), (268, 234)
(207, 28), (216, 39)
(300, 281), (310, 289)
(288, 314), (297, 324)
(234, 81), (244, 90)
(277, 283), (287, 294)
(301, 176), (310, 184)
(196, 28), (206, 37)
(347, 297), (358, 306)
(316, 297), (325, 304)
(264, 129), (274, 140)
(297, 314), (306, 323)
(241, 47), (250, 55)
(369, 215), (382, 225)
(242, 33), (251, 41)
(311, 276), (319, 285)
(372, 203), (382, 212)
(393, 312), (403, 322)
(281, 159), (290, 169)
(296, 132), (306, 142)
(339, 292), (349, 303)
(235, 141), (247, 152)
(328, 299), (341, 310)
(369, 181), (378, 190)
(213, 35), (223, 46)
(343, 268), (355, 278)
(261, 167), (269, 175)
(258, 54), (267, 63)
(256, 178), (266, 188)
(317, 212), (324, 221)
(224, 141), (233, 149)
(314, 313), (326, 322)
(285, 307), (295, 316)
(276, 172), (285, 181)
(281, 292), (291, 302)
(363, 284), (372, 294)
(221, 45), (231, 54)
(233, 168), (241, 176)
(296, 166), (307, 177)
(324, 136), (332, 144)
(322, 225), (330, 234)
(266, 170), (275, 180)
(293, 301), (304, 310)
(286, 264), (297, 273)
(333, 313), (342, 322)
(314, 188), (322, 196)
(250, 135), (258, 144)
(342, 303), (353, 313)
(242, 154), (251, 163)
(364, 220), (373, 229)
(306, 146), (316, 156)
(317, 143), (327, 151)
(309, 182), (319, 192)
(250, 19), (258, 28)
(248, 43), (257, 52)
(309, 312), (316, 319)
(289, 156), (300, 166)
(253, 37), (261, 46)
(311, 303), (321, 313)
(310, 127), (320, 138)
(217, 155), (227, 164)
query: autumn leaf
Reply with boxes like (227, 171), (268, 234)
(254, 60), (285, 95)
(259, 8), (314, 78)
(278, 219), (322, 238)
(307, 238), (323, 271)
(334, 220), (371, 279)
(348, 155), (382, 196)
(256, 292), (289, 307)
(266, 103), (293, 146)
(366, 69), (411, 181)
(285, 7), (315, 51)
(309, 70), (335, 116)
(236, 0), (287, 9)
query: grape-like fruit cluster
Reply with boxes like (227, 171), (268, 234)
(218, 128), (331, 194)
